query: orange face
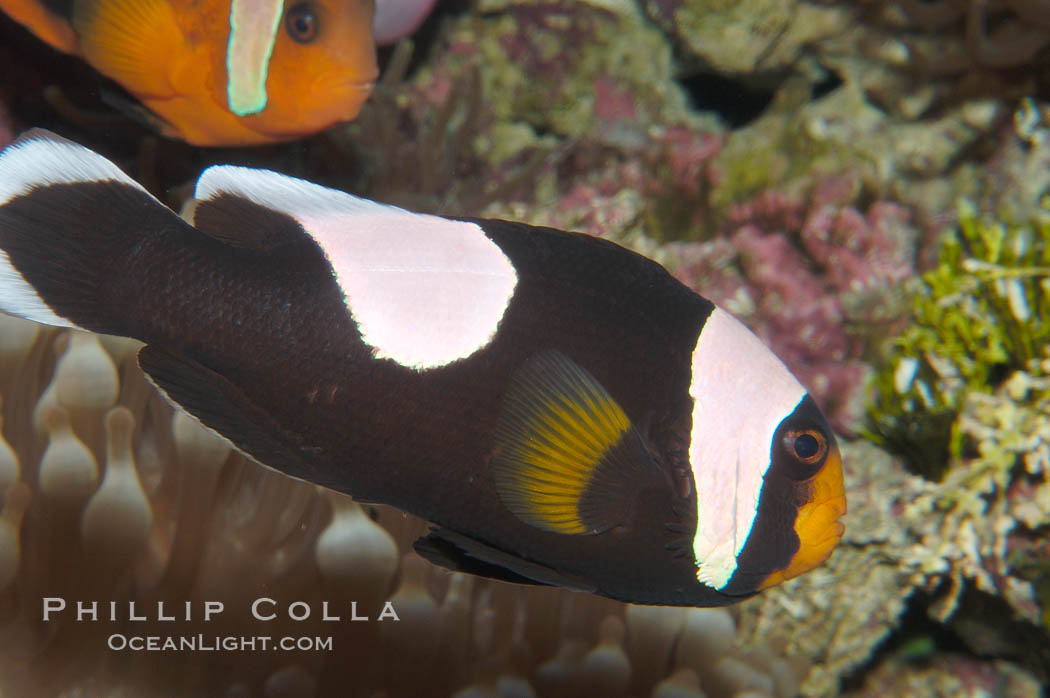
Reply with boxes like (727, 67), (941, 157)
(758, 441), (846, 589)
(238, 0), (378, 142)
(70, 0), (376, 146)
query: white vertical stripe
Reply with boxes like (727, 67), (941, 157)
(226, 0), (284, 115)
(0, 131), (141, 329)
(0, 254), (78, 328)
(195, 166), (518, 370)
(687, 307), (805, 589)
(0, 132), (147, 205)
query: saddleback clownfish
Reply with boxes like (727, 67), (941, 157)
(0, 0), (378, 145)
(0, 131), (846, 606)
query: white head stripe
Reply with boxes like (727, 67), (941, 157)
(226, 0), (284, 116)
(687, 308), (806, 589)
(195, 166), (518, 370)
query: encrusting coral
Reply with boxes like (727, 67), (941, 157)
(872, 0), (1050, 98)
(866, 197), (1050, 478)
(734, 194), (1050, 693)
(1, 1), (1048, 693)
(631, 0), (1046, 225)
(671, 177), (920, 435)
(641, 0), (853, 76)
(0, 315), (811, 697)
(857, 195), (1050, 669)
(734, 428), (1048, 695)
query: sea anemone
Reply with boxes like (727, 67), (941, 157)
(0, 315), (810, 697)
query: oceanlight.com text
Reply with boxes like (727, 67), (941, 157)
(107, 634), (334, 652)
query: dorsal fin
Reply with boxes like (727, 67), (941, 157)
(194, 164), (413, 220)
(190, 163), (428, 251)
(0, 128), (147, 203)
(188, 188), (309, 252)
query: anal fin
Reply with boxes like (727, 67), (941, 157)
(138, 344), (319, 484)
(413, 527), (595, 592)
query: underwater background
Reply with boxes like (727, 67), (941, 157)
(0, 0), (1049, 695)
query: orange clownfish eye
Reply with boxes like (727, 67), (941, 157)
(285, 2), (320, 43)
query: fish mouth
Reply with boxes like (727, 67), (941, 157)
(313, 71), (377, 98)
(250, 79), (376, 139)
(308, 77), (375, 115)
(757, 442), (846, 590)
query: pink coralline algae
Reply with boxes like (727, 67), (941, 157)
(672, 179), (919, 434)
(537, 126), (724, 239)
(486, 118), (909, 436)
(648, 125), (724, 210)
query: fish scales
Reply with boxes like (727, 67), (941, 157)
(0, 131), (847, 606)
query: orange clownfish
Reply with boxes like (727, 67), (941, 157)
(0, 0), (379, 145)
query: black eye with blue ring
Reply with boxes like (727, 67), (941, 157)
(784, 429), (827, 472)
(794, 432), (820, 459)
(285, 3), (319, 43)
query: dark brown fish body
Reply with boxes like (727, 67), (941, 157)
(0, 131), (847, 606)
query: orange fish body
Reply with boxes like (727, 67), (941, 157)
(1, 0), (378, 145)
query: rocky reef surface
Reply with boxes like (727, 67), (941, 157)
(1, 0), (1049, 695)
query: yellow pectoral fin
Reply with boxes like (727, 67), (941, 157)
(492, 350), (659, 535)
(72, 0), (184, 99)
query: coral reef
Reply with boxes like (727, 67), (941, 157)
(2, 0), (1049, 694)
(325, 0), (721, 222)
(698, 59), (1019, 227)
(848, 653), (1043, 697)
(866, 197), (1050, 478)
(735, 418), (1049, 695)
(642, 0), (852, 75)
(632, 0), (1049, 222)
(326, 40), (547, 216)
(470, 0), (703, 143)
(0, 316), (811, 697)
(729, 194), (1050, 693)
(671, 177), (919, 434)
(855, 0), (1050, 112)
(495, 162), (921, 435)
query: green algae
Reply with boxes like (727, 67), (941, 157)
(865, 198), (1050, 480)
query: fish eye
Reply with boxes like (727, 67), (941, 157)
(783, 428), (828, 472)
(285, 3), (320, 43)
